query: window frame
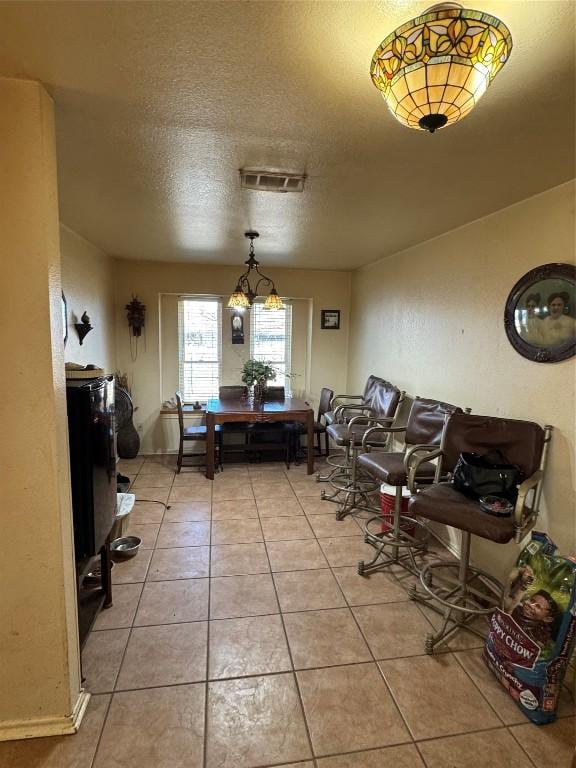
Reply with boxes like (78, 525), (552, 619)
(249, 299), (292, 394)
(177, 296), (222, 402)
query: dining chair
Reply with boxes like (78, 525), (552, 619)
(290, 386), (334, 461)
(175, 391), (221, 472)
(248, 386), (292, 466)
(217, 385), (249, 468)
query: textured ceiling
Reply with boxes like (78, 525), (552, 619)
(0, 1), (574, 270)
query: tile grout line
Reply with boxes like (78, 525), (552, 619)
(304, 477), (420, 756)
(138, 458), (211, 767)
(259, 483), (318, 766)
(87, 692), (114, 768)
(312, 479), (456, 755)
(288, 467), (420, 757)
(89, 459), (170, 766)
(450, 647), (526, 731)
(91, 650), (533, 696)
(202, 475), (213, 768)
(86, 688), (545, 765)
(506, 725), (543, 768)
(291, 721), (545, 767)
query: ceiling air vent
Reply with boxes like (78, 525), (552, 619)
(240, 169), (306, 193)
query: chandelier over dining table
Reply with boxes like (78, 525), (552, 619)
(227, 231), (285, 310)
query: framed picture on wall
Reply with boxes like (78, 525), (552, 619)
(321, 309), (340, 330)
(504, 262), (576, 363)
(320, 309), (340, 331)
(231, 311), (245, 344)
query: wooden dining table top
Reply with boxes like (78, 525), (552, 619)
(203, 397), (314, 478)
(205, 397), (313, 415)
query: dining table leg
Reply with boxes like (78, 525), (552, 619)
(206, 412), (215, 480)
(306, 409), (314, 475)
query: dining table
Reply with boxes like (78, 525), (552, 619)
(205, 396), (315, 479)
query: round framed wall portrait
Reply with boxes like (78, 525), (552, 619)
(504, 263), (576, 363)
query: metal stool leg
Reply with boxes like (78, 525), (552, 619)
(321, 441), (376, 518)
(407, 531), (501, 653)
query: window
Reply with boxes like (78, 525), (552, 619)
(250, 300), (292, 392)
(178, 297), (221, 401)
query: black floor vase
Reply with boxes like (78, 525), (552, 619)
(117, 421), (140, 459)
(115, 384), (140, 458)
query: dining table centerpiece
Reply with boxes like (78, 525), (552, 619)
(241, 359), (277, 402)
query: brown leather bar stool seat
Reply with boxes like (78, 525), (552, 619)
(409, 483), (515, 544)
(358, 452), (437, 484)
(326, 421), (389, 448)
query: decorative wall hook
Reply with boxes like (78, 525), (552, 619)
(75, 311), (93, 345)
(126, 296), (146, 337)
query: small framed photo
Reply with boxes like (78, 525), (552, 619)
(231, 310), (245, 344)
(321, 309), (340, 330)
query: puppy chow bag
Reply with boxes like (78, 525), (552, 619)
(483, 531), (576, 724)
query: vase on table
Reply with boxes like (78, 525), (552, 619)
(252, 381), (267, 403)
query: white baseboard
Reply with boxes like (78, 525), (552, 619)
(0, 690), (90, 742)
(139, 450), (178, 455)
(138, 449), (223, 456)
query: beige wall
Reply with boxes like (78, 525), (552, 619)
(348, 181), (576, 578)
(60, 225), (117, 373)
(114, 261), (352, 453)
(0, 78), (83, 739)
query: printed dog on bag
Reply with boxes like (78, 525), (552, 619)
(511, 589), (559, 649)
(483, 532), (576, 724)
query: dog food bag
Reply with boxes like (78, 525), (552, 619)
(483, 531), (576, 724)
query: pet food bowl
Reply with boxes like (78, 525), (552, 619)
(111, 536), (142, 561)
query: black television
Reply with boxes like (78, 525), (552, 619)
(66, 376), (116, 560)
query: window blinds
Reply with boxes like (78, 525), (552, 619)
(178, 297), (222, 401)
(250, 300), (292, 393)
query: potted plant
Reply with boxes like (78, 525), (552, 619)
(241, 359), (277, 400)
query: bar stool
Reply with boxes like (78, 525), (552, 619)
(356, 398), (464, 577)
(407, 412), (552, 653)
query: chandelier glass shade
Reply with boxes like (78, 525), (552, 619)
(227, 232), (285, 310)
(370, 3), (513, 133)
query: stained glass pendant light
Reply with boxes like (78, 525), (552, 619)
(227, 232), (285, 310)
(370, 2), (513, 133)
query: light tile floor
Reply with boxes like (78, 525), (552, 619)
(1, 455), (574, 768)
